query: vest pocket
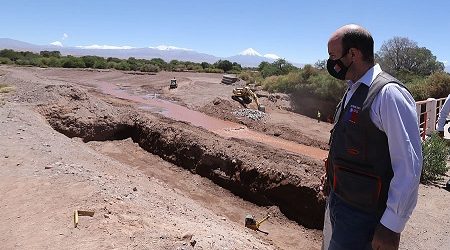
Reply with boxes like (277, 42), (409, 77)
(332, 160), (382, 213)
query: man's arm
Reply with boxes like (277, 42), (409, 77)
(436, 94), (450, 137)
(370, 84), (423, 247)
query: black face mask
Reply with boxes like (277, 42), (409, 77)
(326, 50), (353, 80)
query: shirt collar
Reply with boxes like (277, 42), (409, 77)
(347, 64), (382, 88)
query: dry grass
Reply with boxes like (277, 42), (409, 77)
(0, 84), (14, 93)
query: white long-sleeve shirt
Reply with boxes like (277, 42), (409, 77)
(344, 64), (423, 233)
(436, 94), (450, 131)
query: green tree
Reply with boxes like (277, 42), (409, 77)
(214, 60), (233, 72)
(201, 61), (211, 69)
(0, 49), (22, 61)
(81, 56), (97, 68)
(114, 61), (131, 71)
(150, 58), (167, 69)
(376, 37), (444, 77)
(140, 64), (160, 72)
(106, 57), (122, 63)
(40, 51), (61, 58)
(314, 60), (326, 70)
(62, 56), (85, 68)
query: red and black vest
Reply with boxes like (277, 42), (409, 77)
(327, 72), (407, 216)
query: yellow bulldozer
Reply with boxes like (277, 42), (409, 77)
(232, 86), (265, 112)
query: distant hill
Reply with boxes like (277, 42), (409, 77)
(0, 38), (304, 67)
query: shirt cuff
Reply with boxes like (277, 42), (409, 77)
(380, 208), (409, 233)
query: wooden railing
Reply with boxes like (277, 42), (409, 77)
(415, 97), (447, 139)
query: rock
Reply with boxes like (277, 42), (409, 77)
(44, 166), (53, 169)
(190, 239), (196, 247)
(104, 214), (110, 219)
(133, 187), (137, 192)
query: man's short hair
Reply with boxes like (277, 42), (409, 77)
(341, 29), (374, 63)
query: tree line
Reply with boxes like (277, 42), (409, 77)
(1, 36), (448, 103)
(0, 49), (243, 74)
(240, 36), (449, 103)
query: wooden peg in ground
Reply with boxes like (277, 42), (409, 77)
(74, 210), (95, 228)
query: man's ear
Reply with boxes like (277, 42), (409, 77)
(349, 48), (361, 60)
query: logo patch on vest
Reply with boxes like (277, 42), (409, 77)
(347, 104), (361, 124)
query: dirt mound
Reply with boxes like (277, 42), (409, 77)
(200, 97), (329, 150)
(199, 97), (243, 123)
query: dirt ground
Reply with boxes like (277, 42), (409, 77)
(1, 66), (449, 250)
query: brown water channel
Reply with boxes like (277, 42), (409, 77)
(97, 82), (328, 160)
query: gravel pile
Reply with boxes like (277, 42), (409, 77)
(232, 108), (266, 121)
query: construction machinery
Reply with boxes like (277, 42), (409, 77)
(232, 86), (265, 112)
(169, 78), (178, 89)
(245, 214), (270, 234)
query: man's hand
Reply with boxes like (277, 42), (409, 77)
(319, 173), (329, 196)
(371, 223), (400, 250)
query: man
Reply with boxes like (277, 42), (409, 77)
(436, 94), (450, 138)
(323, 24), (423, 250)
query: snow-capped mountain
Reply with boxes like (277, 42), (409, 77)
(0, 38), (299, 67)
(226, 48), (282, 66)
(239, 48), (262, 57)
(238, 48), (281, 60)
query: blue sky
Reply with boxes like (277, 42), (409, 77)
(1, 0), (449, 65)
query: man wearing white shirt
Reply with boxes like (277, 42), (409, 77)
(323, 24), (423, 250)
(436, 94), (450, 138)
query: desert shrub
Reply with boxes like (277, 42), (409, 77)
(40, 51), (61, 58)
(214, 60), (233, 72)
(227, 69), (241, 75)
(15, 59), (32, 66)
(93, 60), (107, 69)
(406, 71), (450, 101)
(47, 57), (63, 67)
(62, 56), (86, 68)
(262, 72), (298, 93)
(238, 70), (263, 85)
(114, 61), (131, 71)
(140, 64), (160, 72)
(421, 132), (449, 184)
(106, 61), (118, 69)
(199, 68), (224, 73)
(0, 57), (12, 64)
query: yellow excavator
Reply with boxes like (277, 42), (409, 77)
(232, 86), (265, 112)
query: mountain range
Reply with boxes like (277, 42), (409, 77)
(0, 38), (303, 67)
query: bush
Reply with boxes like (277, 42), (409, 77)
(61, 56), (86, 68)
(0, 57), (12, 64)
(421, 132), (449, 184)
(114, 61), (131, 71)
(140, 64), (160, 72)
(199, 68), (224, 73)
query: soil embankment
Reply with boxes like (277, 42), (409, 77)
(38, 84), (327, 229)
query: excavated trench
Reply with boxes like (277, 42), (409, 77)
(38, 85), (326, 229)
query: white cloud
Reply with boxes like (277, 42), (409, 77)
(50, 41), (63, 47)
(442, 60), (448, 66)
(264, 53), (281, 60)
(62, 33), (68, 40)
(149, 45), (193, 51)
(75, 44), (136, 50)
